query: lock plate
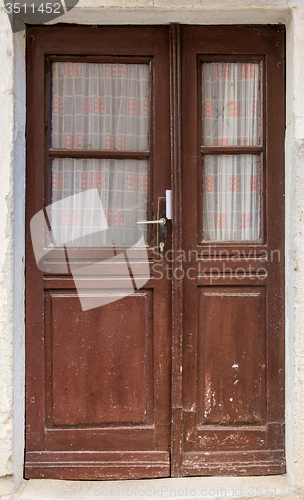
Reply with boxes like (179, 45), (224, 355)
(157, 197), (167, 259)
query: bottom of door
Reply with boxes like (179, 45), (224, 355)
(181, 451), (285, 476)
(25, 449), (285, 479)
(25, 451), (170, 480)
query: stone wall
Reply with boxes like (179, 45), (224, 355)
(0, 0), (303, 498)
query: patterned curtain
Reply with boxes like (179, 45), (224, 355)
(51, 62), (149, 246)
(202, 62), (261, 241)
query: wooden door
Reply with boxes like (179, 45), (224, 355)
(25, 26), (172, 480)
(25, 25), (285, 479)
(179, 25), (285, 476)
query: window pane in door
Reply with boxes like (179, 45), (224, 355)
(52, 63), (150, 151)
(51, 158), (148, 246)
(202, 63), (261, 146)
(203, 155), (260, 241)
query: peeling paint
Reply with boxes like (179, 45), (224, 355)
(204, 373), (216, 418)
(200, 433), (250, 449)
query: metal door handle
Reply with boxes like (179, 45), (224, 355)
(137, 218), (166, 226)
(137, 197), (167, 260)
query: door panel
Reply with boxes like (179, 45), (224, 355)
(180, 25), (285, 476)
(25, 451), (170, 480)
(25, 26), (171, 480)
(47, 291), (153, 426)
(197, 287), (266, 427)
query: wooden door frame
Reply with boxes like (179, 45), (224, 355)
(25, 23), (285, 479)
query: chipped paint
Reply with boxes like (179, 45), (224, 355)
(204, 373), (216, 418)
(200, 433), (250, 449)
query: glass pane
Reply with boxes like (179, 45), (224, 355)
(202, 63), (261, 146)
(203, 155), (260, 241)
(52, 63), (149, 151)
(50, 158), (148, 246)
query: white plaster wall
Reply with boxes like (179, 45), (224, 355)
(0, 4), (15, 499)
(292, 7), (304, 486)
(284, 8), (295, 486)
(0, 0), (303, 498)
(0, 4), (25, 496)
(12, 24), (26, 496)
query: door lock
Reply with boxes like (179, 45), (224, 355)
(137, 197), (168, 259)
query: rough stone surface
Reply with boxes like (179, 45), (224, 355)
(293, 139), (304, 486)
(10, 476), (301, 500)
(0, 3), (14, 497)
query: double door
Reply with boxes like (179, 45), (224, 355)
(25, 24), (285, 479)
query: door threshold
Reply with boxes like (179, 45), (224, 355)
(14, 475), (292, 500)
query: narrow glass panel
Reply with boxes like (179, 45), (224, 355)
(50, 158), (147, 246)
(52, 63), (149, 151)
(202, 63), (261, 146)
(203, 155), (260, 241)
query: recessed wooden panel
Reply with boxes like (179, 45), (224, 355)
(198, 286), (266, 425)
(182, 450), (285, 476)
(25, 451), (170, 480)
(46, 290), (153, 426)
(196, 427), (266, 451)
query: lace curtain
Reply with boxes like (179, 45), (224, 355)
(203, 155), (260, 241)
(202, 62), (261, 241)
(51, 158), (147, 246)
(51, 63), (149, 246)
(52, 62), (149, 151)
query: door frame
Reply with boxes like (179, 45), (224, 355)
(24, 22), (285, 480)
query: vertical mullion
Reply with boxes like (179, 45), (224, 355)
(170, 23), (183, 478)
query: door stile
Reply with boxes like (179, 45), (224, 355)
(169, 23), (183, 478)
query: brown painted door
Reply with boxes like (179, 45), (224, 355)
(179, 25), (285, 476)
(25, 25), (285, 479)
(25, 26), (172, 479)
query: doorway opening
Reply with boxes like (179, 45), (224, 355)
(25, 24), (285, 479)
